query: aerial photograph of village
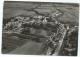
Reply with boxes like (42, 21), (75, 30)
(2, 1), (79, 56)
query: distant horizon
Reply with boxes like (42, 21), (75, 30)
(4, 1), (79, 7)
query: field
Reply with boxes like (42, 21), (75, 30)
(3, 1), (79, 24)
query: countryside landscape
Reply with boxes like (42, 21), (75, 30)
(2, 1), (79, 56)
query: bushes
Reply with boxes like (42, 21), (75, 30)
(21, 28), (30, 34)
